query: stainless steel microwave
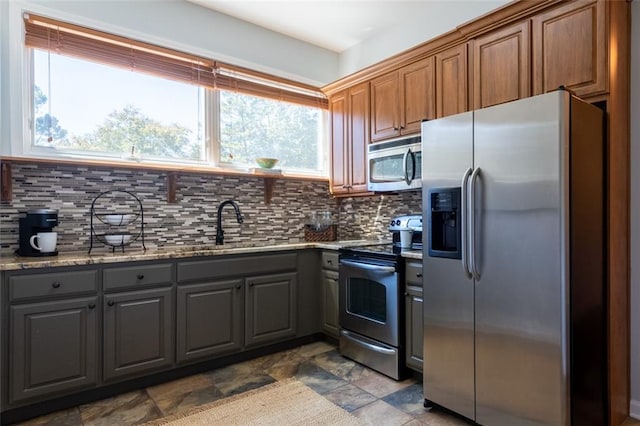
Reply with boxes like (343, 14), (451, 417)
(367, 135), (421, 192)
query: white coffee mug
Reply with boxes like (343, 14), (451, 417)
(399, 229), (413, 249)
(30, 232), (57, 253)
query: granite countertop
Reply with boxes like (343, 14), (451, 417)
(400, 250), (423, 260)
(0, 240), (390, 271)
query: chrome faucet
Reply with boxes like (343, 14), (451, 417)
(215, 200), (244, 245)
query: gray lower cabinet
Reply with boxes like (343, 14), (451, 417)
(321, 270), (339, 337)
(9, 296), (99, 404)
(103, 287), (174, 381)
(405, 260), (423, 372)
(5, 268), (99, 405)
(245, 272), (297, 347)
(2, 251), (309, 412)
(320, 251), (339, 338)
(176, 279), (243, 363)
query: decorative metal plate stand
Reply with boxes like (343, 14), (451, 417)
(89, 190), (145, 254)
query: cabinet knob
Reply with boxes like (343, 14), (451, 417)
(327, 259), (333, 264)
(107, 300), (115, 307)
(416, 273), (423, 278)
(137, 274), (145, 280)
(51, 282), (61, 289)
(88, 303), (96, 309)
(404, 292), (409, 296)
(249, 282), (254, 287)
(235, 284), (241, 289)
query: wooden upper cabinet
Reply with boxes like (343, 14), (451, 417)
(371, 58), (435, 142)
(348, 82), (370, 193)
(473, 21), (531, 109)
(532, 0), (606, 97)
(401, 57), (436, 135)
(436, 43), (468, 118)
(330, 91), (348, 195)
(371, 72), (400, 142)
(329, 83), (370, 196)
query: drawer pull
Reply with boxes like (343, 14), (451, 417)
(327, 259), (333, 264)
(416, 273), (423, 278)
(88, 303), (96, 309)
(52, 282), (61, 289)
(107, 300), (115, 307)
(137, 274), (145, 280)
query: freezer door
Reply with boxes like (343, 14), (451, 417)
(421, 113), (475, 421)
(473, 91), (569, 425)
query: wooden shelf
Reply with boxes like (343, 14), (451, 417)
(0, 156), (328, 205)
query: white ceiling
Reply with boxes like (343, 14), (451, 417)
(187, 0), (485, 53)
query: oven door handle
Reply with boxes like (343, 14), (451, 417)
(339, 260), (396, 274)
(341, 330), (396, 355)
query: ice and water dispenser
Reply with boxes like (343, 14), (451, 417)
(427, 188), (461, 259)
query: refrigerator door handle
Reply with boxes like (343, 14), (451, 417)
(469, 167), (481, 279)
(461, 167), (473, 278)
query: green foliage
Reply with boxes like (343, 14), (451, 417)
(220, 92), (320, 169)
(64, 106), (200, 160)
(34, 86), (68, 144)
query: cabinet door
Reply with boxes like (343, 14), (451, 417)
(330, 91), (349, 195)
(436, 44), (468, 118)
(10, 297), (98, 403)
(401, 57), (436, 134)
(176, 280), (243, 363)
(371, 71), (400, 142)
(348, 82), (371, 193)
(405, 286), (423, 372)
(321, 270), (339, 337)
(103, 287), (173, 381)
(532, 0), (606, 97)
(473, 21), (530, 109)
(245, 272), (296, 347)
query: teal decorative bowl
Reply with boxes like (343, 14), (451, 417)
(255, 157), (279, 169)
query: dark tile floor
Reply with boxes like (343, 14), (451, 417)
(14, 341), (468, 426)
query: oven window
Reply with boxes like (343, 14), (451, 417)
(347, 278), (386, 323)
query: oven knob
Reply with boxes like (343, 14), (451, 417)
(390, 220), (396, 226)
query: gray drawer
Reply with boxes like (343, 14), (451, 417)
(321, 251), (339, 271)
(178, 253), (296, 283)
(405, 261), (423, 286)
(9, 270), (98, 302)
(103, 263), (174, 291)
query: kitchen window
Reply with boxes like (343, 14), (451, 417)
(23, 13), (328, 175)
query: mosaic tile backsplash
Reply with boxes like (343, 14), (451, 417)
(0, 163), (422, 256)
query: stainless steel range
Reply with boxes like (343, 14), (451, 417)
(338, 215), (422, 380)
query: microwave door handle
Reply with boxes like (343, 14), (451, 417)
(403, 148), (415, 185)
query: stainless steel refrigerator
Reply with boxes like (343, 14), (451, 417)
(421, 90), (606, 425)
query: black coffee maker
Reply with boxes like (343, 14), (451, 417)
(17, 209), (59, 257)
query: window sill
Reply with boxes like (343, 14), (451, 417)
(0, 155), (329, 204)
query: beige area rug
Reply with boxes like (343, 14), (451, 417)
(144, 378), (363, 426)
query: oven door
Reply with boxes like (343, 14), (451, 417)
(339, 258), (400, 347)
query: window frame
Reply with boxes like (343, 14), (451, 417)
(13, 9), (329, 177)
